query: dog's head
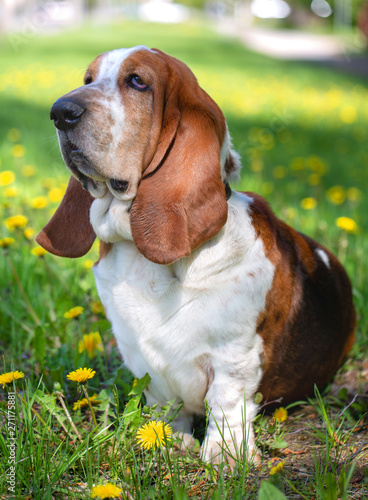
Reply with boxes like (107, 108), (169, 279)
(37, 46), (240, 264)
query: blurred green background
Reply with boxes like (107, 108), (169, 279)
(0, 18), (367, 378)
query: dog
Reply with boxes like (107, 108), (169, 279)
(37, 46), (355, 465)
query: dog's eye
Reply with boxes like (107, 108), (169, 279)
(85, 76), (92, 85)
(128, 74), (149, 91)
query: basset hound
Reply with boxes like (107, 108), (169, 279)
(37, 46), (356, 465)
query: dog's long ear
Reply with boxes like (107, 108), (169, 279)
(36, 176), (96, 258)
(130, 50), (228, 265)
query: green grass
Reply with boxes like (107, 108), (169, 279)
(0, 20), (367, 499)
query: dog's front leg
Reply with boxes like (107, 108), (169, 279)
(201, 398), (259, 468)
(200, 363), (261, 467)
(171, 412), (196, 452)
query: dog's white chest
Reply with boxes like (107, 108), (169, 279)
(93, 192), (275, 414)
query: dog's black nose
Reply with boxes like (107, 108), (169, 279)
(50, 99), (86, 131)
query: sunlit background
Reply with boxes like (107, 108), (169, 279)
(0, 0), (367, 339)
(1, 0), (366, 27)
(1, 0), (368, 357)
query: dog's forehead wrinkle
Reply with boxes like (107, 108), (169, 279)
(96, 46), (152, 84)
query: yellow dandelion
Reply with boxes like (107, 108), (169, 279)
(24, 227), (35, 240)
(284, 208), (297, 219)
(270, 460), (285, 475)
(91, 483), (122, 499)
(64, 306), (84, 319)
(5, 215), (28, 230)
(43, 178), (54, 189)
(250, 158), (263, 172)
(91, 301), (104, 315)
(335, 217), (357, 234)
(326, 186), (345, 205)
(83, 259), (95, 270)
(326, 88), (342, 107)
(340, 106), (357, 124)
(0, 237), (15, 248)
(31, 246), (47, 257)
(22, 165), (37, 177)
(67, 367), (96, 383)
(7, 128), (21, 142)
(248, 126), (263, 142)
(308, 173), (321, 186)
(30, 196), (48, 209)
(73, 393), (99, 411)
(48, 187), (64, 203)
(136, 421), (173, 450)
(5, 187), (18, 198)
(273, 166), (286, 179)
(261, 182), (274, 195)
(347, 187), (362, 202)
(262, 137), (275, 150)
(306, 156), (327, 174)
(78, 332), (104, 359)
(0, 370), (24, 388)
(11, 144), (26, 158)
(73, 397), (88, 411)
(290, 157), (304, 171)
(273, 407), (288, 423)
(0, 170), (16, 186)
(301, 197), (317, 210)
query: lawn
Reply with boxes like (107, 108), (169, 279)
(0, 20), (367, 499)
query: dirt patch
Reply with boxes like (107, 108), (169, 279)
(257, 360), (368, 498)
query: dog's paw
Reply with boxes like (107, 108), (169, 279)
(201, 439), (236, 468)
(173, 432), (197, 454)
(201, 438), (260, 470)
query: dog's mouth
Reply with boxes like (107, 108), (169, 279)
(62, 140), (130, 199)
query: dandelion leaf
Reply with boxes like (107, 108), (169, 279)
(33, 326), (46, 368)
(128, 372), (151, 396)
(258, 481), (287, 500)
(123, 396), (142, 428)
(273, 438), (288, 449)
(34, 390), (69, 430)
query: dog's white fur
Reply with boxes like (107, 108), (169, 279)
(92, 190), (274, 461)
